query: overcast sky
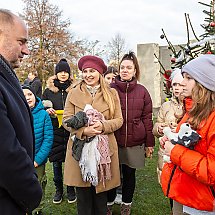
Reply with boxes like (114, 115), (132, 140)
(1, 0), (209, 52)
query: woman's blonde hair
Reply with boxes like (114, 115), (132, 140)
(99, 74), (115, 118)
(188, 82), (215, 129)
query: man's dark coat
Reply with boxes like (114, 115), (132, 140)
(0, 56), (42, 215)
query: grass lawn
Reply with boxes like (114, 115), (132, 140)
(42, 142), (170, 215)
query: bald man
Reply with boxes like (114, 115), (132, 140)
(0, 9), (42, 214)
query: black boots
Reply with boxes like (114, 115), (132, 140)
(53, 185), (63, 204)
(67, 186), (77, 203)
(53, 185), (76, 204)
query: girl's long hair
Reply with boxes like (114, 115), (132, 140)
(100, 74), (115, 118)
(188, 82), (215, 130)
(119, 51), (140, 81)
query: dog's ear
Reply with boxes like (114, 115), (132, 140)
(190, 131), (201, 142)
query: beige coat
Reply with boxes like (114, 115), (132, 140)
(153, 97), (183, 184)
(153, 97), (184, 137)
(63, 82), (123, 193)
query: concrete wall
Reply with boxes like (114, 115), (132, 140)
(137, 43), (181, 115)
(137, 43), (161, 110)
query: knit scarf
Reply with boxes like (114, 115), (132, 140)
(79, 136), (101, 186)
(54, 79), (71, 91)
(79, 105), (111, 187)
(86, 85), (100, 97)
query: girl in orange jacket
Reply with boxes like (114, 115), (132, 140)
(161, 54), (215, 215)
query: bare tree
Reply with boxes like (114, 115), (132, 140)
(17, 0), (85, 84)
(79, 39), (106, 57)
(106, 33), (127, 67)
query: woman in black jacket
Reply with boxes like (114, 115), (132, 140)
(42, 59), (76, 204)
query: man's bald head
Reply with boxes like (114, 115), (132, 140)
(0, 9), (29, 68)
(0, 9), (16, 32)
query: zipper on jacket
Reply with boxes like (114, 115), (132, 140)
(125, 82), (129, 147)
(61, 90), (65, 109)
(210, 186), (215, 198)
(166, 165), (177, 197)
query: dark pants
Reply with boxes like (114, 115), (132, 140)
(76, 186), (107, 215)
(107, 164), (136, 204)
(53, 161), (63, 188)
(117, 164), (123, 195)
(33, 164), (47, 213)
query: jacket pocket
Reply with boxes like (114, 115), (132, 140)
(132, 118), (146, 142)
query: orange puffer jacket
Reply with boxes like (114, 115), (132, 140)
(161, 98), (215, 211)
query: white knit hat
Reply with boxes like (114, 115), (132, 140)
(170, 68), (184, 86)
(182, 54), (215, 92)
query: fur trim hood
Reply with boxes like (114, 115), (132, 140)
(45, 75), (72, 93)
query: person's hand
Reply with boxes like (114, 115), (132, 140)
(169, 121), (177, 133)
(159, 135), (168, 149)
(145, 147), (154, 158)
(92, 120), (103, 132)
(157, 123), (166, 135)
(46, 108), (56, 116)
(83, 125), (102, 137)
(170, 127), (177, 133)
(164, 140), (175, 156)
(34, 161), (38, 168)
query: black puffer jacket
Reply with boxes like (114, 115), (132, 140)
(42, 76), (72, 162)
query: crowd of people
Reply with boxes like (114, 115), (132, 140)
(0, 8), (215, 215)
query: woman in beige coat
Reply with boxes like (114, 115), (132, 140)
(63, 55), (123, 215)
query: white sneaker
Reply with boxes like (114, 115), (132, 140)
(114, 194), (122, 205)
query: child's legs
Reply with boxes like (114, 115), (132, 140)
(33, 164), (47, 212)
(53, 161), (63, 189)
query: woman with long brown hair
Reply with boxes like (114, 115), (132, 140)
(161, 54), (215, 215)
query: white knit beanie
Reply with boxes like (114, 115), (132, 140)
(182, 54), (215, 92)
(170, 68), (184, 86)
